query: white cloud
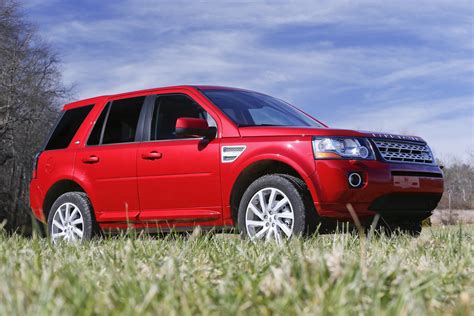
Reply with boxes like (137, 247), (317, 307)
(332, 96), (474, 162)
(26, 0), (474, 160)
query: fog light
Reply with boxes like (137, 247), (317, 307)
(348, 173), (363, 188)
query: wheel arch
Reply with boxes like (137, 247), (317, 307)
(42, 179), (89, 221)
(229, 158), (318, 223)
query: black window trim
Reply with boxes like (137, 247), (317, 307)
(98, 101), (112, 145)
(85, 96), (148, 147)
(142, 93), (219, 143)
(84, 102), (109, 147)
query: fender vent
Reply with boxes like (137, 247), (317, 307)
(221, 146), (246, 163)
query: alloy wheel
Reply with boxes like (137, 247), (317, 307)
(51, 202), (84, 243)
(245, 187), (294, 244)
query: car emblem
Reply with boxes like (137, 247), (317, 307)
(370, 133), (423, 142)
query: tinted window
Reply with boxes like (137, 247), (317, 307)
(87, 103), (110, 146)
(45, 105), (93, 150)
(150, 94), (216, 140)
(102, 97), (145, 144)
(203, 90), (322, 127)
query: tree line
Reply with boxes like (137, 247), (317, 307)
(0, 0), (66, 232)
(0, 0), (472, 233)
(437, 155), (474, 210)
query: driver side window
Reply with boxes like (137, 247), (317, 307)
(150, 94), (216, 141)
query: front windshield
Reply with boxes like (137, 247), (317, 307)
(203, 90), (323, 127)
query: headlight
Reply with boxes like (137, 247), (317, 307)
(312, 137), (374, 159)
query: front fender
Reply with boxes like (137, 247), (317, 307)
(221, 137), (320, 215)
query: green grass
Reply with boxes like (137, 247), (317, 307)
(0, 226), (472, 316)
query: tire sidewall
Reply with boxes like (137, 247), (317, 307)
(237, 175), (306, 239)
(47, 192), (94, 242)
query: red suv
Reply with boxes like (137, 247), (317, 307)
(30, 86), (444, 243)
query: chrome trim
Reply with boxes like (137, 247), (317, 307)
(348, 173), (363, 188)
(221, 145), (246, 163)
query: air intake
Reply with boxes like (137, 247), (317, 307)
(221, 146), (246, 163)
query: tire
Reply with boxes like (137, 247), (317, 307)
(371, 221), (422, 237)
(278, 174), (320, 234)
(396, 221), (422, 237)
(237, 174), (316, 242)
(47, 192), (96, 243)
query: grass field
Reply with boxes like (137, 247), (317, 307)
(0, 226), (472, 315)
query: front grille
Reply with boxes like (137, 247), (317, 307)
(372, 139), (434, 164)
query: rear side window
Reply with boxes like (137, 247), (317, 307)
(102, 97), (145, 144)
(45, 105), (93, 150)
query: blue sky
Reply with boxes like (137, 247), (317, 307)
(25, 0), (473, 161)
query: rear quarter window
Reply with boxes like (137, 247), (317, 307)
(45, 105), (93, 150)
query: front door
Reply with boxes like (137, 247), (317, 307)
(137, 94), (221, 222)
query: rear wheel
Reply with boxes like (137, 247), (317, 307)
(237, 174), (316, 243)
(47, 192), (95, 244)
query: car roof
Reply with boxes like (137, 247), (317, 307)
(62, 85), (248, 110)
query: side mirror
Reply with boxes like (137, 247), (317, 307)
(176, 117), (216, 139)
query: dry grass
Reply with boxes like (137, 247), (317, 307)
(0, 225), (473, 315)
(431, 209), (474, 225)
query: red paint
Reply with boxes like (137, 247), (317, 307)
(29, 85), (444, 231)
(137, 138), (222, 217)
(176, 117), (208, 130)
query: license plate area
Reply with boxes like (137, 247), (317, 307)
(393, 176), (420, 189)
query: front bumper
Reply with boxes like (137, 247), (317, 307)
(310, 159), (444, 221)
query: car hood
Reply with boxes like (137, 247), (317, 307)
(238, 126), (426, 143)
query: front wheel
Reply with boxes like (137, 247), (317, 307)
(369, 221), (422, 237)
(238, 174), (313, 243)
(47, 192), (95, 244)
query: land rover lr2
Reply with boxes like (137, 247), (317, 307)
(29, 86), (444, 243)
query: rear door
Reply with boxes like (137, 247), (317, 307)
(34, 105), (94, 218)
(136, 93), (222, 222)
(74, 96), (147, 222)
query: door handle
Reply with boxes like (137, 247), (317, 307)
(82, 155), (99, 164)
(141, 151), (163, 160)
